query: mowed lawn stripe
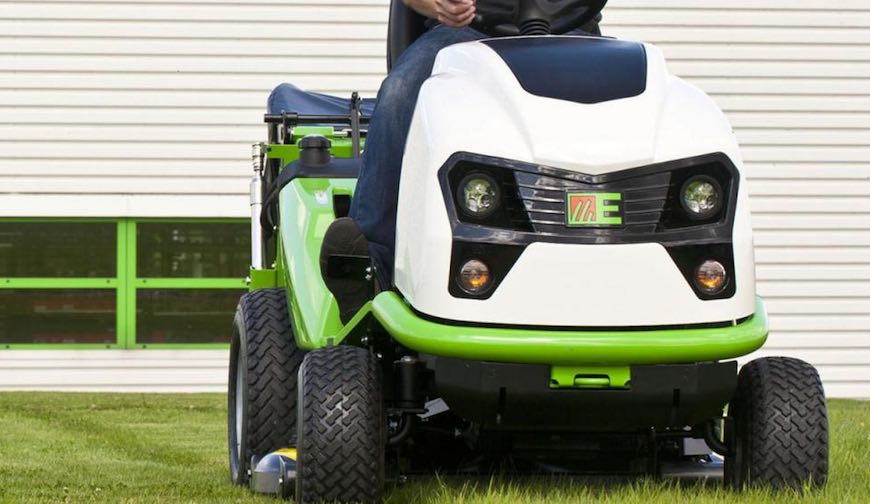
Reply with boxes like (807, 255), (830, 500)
(0, 393), (867, 503)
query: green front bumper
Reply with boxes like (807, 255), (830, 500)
(371, 293), (768, 366)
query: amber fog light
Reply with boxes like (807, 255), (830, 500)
(695, 260), (727, 295)
(458, 259), (492, 294)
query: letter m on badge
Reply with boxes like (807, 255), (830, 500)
(566, 192), (623, 227)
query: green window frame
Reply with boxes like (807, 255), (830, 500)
(0, 218), (248, 349)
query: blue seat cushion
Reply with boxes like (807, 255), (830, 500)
(267, 83), (377, 117)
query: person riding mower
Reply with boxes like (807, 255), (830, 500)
(228, 1), (829, 502)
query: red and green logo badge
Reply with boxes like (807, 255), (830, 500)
(566, 192), (623, 227)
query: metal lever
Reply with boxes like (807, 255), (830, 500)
(350, 91), (362, 158)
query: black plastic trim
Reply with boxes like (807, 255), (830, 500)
(410, 302), (753, 332)
(666, 243), (736, 300)
(438, 152), (740, 247)
(421, 355), (738, 431)
(438, 152), (741, 300)
(448, 241), (526, 300)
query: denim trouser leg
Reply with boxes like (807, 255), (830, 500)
(350, 26), (486, 287)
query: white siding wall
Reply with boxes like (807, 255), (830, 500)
(0, 0), (868, 397)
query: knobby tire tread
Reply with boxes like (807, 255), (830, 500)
(727, 357), (828, 490)
(297, 345), (385, 503)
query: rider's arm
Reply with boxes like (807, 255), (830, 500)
(403, 0), (476, 27)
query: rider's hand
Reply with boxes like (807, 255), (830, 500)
(404, 0), (476, 28)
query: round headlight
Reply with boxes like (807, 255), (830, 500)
(695, 259), (728, 295)
(457, 259), (492, 294)
(681, 176), (722, 220)
(457, 173), (500, 218)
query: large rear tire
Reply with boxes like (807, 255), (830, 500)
(296, 346), (385, 504)
(725, 357), (828, 490)
(228, 288), (305, 485)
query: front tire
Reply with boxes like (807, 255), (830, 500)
(296, 346), (385, 504)
(725, 357), (829, 490)
(228, 288), (305, 485)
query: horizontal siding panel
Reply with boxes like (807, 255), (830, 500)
(609, 0), (870, 8)
(714, 96), (870, 112)
(730, 113), (870, 129)
(739, 131), (870, 147)
(612, 26), (870, 45)
(753, 214), (870, 231)
(606, 10), (870, 28)
(4, 0), (389, 4)
(0, 384), (226, 392)
(0, 78), (381, 98)
(0, 20), (388, 40)
(0, 106), (260, 125)
(747, 349), (870, 366)
(0, 124), (263, 143)
(0, 141), (246, 160)
(759, 283), (870, 299)
(749, 178), (870, 198)
(696, 80), (870, 97)
(814, 383), (870, 398)
(767, 314), (870, 331)
(0, 368), (223, 387)
(4, 38), (387, 57)
(0, 176), (246, 194)
(0, 4), (390, 22)
(0, 159), (248, 176)
(0, 55), (384, 74)
(765, 332), (870, 349)
(755, 247), (870, 264)
(0, 350), (228, 392)
(0, 194), (249, 217)
(754, 230), (870, 247)
(745, 163), (870, 179)
(759, 265), (870, 281)
(660, 45), (870, 62)
(750, 197), (870, 212)
(765, 299), (870, 315)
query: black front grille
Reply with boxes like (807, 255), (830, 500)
(440, 152), (739, 246)
(514, 170), (672, 235)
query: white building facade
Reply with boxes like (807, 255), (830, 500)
(0, 0), (868, 397)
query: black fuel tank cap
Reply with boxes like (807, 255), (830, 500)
(299, 134), (332, 167)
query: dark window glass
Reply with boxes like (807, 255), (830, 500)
(0, 223), (116, 278)
(136, 289), (244, 344)
(137, 222), (249, 278)
(0, 289), (116, 344)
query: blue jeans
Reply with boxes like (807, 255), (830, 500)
(350, 25), (487, 287)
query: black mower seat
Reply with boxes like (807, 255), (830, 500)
(267, 83), (377, 117)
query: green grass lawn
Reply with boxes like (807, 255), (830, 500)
(0, 393), (867, 503)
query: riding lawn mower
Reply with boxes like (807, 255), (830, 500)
(228, 1), (829, 502)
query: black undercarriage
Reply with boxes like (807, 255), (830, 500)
(384, 354), (736, 478)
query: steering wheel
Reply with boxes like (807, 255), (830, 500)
(472, 0), (607, 37)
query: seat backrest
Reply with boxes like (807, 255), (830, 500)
(387, 0), (428, 72)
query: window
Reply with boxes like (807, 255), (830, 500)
(0, 222), (116, 278)
(136, 289), (244, 345)
(137, 222), (249, 279)
(0, 289), (116, 344)
(131, 221), (248, 348)
(0, 219), (248, 348)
